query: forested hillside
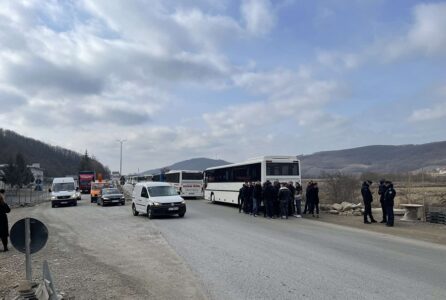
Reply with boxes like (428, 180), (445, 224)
(0, 129), (109, 178)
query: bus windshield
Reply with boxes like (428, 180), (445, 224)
(53, 183), (75, 192)
(182, 172), (203, 180)
(148, 186), (178, 197)
(266, 162), (300, 176)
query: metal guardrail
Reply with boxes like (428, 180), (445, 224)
(4, 187), (50, 207)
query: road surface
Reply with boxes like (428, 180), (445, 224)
(5, 196), (446, 299)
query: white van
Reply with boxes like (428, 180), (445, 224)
(131, 182), (186, 219)
(50, 177), (78, 208)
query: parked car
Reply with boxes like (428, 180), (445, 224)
(131, 182), (186, 219)
(98, 188), (125, 206)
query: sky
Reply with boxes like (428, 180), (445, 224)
(0, 0), (445, 173)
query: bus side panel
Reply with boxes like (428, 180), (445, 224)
(205, 182), (243, 205)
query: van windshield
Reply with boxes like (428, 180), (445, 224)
(53, 183), (75, 192)
(148, 186), (178, 197)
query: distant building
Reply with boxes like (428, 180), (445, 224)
(27, 163), (44, 185)
(0, 169), (5, 189)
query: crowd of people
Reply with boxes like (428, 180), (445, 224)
(361, 180), (396, 227)
(237, 180), (320, 219)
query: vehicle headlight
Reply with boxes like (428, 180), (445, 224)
(181, 200), (186, 204)
(121, 196), (125, 199)
(71, 194), (77, 199)
(102, 197), (109, 200)
(51, 196), (56, 200)
(152, 202), (161, 206)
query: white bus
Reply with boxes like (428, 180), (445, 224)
(204, 156), (301, 204)
(153, 170), (204, 198)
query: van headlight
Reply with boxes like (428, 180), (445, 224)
(152, 202), (161, 206)
(71, 194), (77, 199)
(181, 200), (186, 204)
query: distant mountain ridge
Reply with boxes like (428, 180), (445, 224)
(141, 158), (231, 175)
(0, 129), (109, 178)
(301, 141), (446, 177)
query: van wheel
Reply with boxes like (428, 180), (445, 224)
(147, 206), (154, 219)
(132, 204), (139, 216)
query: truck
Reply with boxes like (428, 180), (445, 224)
(78, 171), (95, 194)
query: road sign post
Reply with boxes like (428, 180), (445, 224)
(25, 218), (32, 281)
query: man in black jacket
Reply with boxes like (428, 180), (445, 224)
(238, 182), (248, 213)
(252, 181), (262, 217)
(378, 179), (388, 223)
(278, 183), (291, 219)
(384, 181), (396, 227)
(262, 181), (275, 218)
(361, 181), (377, 224)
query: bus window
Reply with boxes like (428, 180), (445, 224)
(266, 162), (300, 176)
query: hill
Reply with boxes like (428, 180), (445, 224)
(141, 158), (231, 175)
(0, 129), (110, 178)
(301, 141), (446, 177)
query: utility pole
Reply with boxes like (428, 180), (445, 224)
(117, 139), (126, 176)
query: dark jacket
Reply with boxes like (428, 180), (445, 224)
(247, 185), (254, 201)
(288, 184), (296, 200)
(262, 184), (275, 203)
(273, 183), (280, 202)
(378, 182), (387, 203)
(0, 200), (11, 238)
(384, 185), (396, 206)
(308, 185), (319, 204)
(361, 183), (373, 204)
(278, 187), (291, 202)
(253, 184), (262, 200)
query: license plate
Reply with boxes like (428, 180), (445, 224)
(61, 201), (67, 204)
(112, 200), (119, 203)
(168, 207), (179, 211)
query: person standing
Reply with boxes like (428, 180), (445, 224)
(273, 181), (281, 218)
(0, 189), (11, 252)
(294, 182), (303, 218)
(278, 183), (291, 219)
(303, 181), (313, 214)
(238, 182), (248, 213)
(287, 182), (296, 217)
(262, 181), (274, 219)
(384, 181), (396, 227)
(309, 182), (320, 218)
(378, 179), (388, 223)
(246, 182), (254, 214)
(252, 181), (262, 217)
(361, 181), (377, 224)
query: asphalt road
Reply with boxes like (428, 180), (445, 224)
(7, 195), (446, 299)
(154, 200), (446, 300)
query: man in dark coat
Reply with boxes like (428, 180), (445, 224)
(278, 183), (291, 219)
(287, 182), (296, 217)
(361, 181), (377, 224)
(262, 181), (275, 218)
(238, 182), (248, 213)
(378, 179), (388, 223)
(303, 181), (313, 214)
(252, 181), (262, 217)
(309, 182), (320, 218)
(0, 189), (11, 252)
(246, 182), (254, 214)
(273, 181), (281, 218)
(384, 182), (396, 227)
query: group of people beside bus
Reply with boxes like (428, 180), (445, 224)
(238, 180), (313, 219)
(361, 179), (396, 227)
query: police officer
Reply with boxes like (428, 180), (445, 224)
(384, 181), (396, 227)
(361, 180), (377, 224)
(278, 183), (291, 219)
(378, 179), (388, 223)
